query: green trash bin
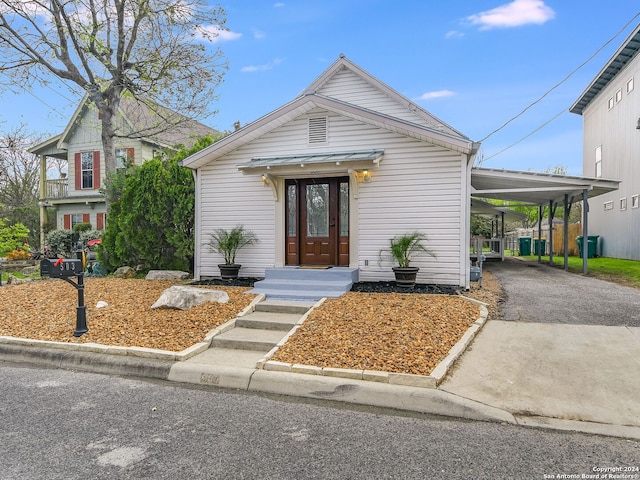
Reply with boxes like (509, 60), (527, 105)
(577, 235), (599, 258)
(533, 238), (546, 256)
(519, 236), (532, 256)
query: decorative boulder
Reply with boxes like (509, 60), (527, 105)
(145, 270), (191, 281)
(21, 266), (39, 276)
(7, 275), (31, 285)
(151, 286), (229, 310)
(114, 266), (136, 279)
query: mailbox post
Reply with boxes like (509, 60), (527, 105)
(40, 258), (88, 337)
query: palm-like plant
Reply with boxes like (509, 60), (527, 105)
(381, 232), (433, 268)
(208, 226), (258, 265)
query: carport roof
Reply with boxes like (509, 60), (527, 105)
(471, 198), (528, 224)
(471, 167), (620, 205)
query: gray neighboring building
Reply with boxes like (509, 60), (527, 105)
(571, 24), (640, 260)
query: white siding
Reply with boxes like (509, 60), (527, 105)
(198, 153), (276, 279)
(317, 68), (459, 136)
(197, 110), (466, 284)
(582, 54), (640, 260)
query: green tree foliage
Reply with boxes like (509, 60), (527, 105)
(0, 218), (29, 256)
(100, 135), (216, 272)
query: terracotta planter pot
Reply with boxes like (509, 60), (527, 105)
(392, 266), (419, 289)
(218, 264), (241, 280)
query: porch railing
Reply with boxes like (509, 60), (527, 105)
(45, 178), (69, 199)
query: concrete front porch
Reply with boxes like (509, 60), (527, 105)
(248, 267), (359, 301)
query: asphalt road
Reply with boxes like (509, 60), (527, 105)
(485, 258), (640, 326)
(1, 363), (638, 480)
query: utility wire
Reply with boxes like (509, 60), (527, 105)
(482, 107), (566, 162)
(479, 11), (640, 144)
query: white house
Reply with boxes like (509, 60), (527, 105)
(29, 94), (217, 246)
(181, 55), (480, 289)
(570, 24), (640, 260)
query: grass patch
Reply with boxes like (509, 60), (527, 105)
(520, 255), (640, 288)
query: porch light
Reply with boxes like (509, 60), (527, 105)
(362, 169), (371, 182)
(636, 117), (640, 129)
(261, 174), (270, 185)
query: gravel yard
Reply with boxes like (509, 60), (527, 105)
(0, 272), (502, 375)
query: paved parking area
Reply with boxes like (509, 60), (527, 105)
(486, 258), (640, 326)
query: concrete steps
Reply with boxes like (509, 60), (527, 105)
(249, 267), (358, 301)
(202, 300), (312, 362)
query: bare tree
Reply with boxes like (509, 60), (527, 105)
(0, 0), (227, 176)
(0, 123), (41, 209)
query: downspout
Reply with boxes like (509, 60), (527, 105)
(464, 142), (481, 289)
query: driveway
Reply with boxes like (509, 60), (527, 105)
(440, 257), (640, 429)
(489, 257), (640, 326)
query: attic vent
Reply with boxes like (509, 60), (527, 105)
(308, 117), (328, 144)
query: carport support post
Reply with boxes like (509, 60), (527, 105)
(548, 200), (554, 266)
(537, 205), (543, 262)
(563, 194), (570, 271)
(582, 188), (589, 275)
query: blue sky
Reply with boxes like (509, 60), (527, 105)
(2, 1), (640, 175)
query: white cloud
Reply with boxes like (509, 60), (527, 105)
(273, 2), (285, 7)
(467, 0), (555, 30)
(445, 30), (464, 39)
(200, 25), (242, 42)
(241, 58), (284, 73)
(418, 90), (455, 100)
(253, 29), (266, 40)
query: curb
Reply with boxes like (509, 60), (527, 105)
(0, 342), (173, 380)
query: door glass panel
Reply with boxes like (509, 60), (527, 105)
(306, 184), (329, 237)
(287, 184), (297, 236)
(340, 181), (349, 236)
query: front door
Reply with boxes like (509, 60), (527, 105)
(285, 177), (349, 266)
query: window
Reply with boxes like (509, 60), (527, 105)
(632, 194), (639, 209)
(81, 152), (94, 189)
(115, 148), (134, 169)
(627, 77), (634, 94)
(608, 97), (614, 110)
(620, 198), (627, 211)
(604, 201), (613, 211)
(64, 213), (90, 229)
(615, 88), (622, 103)
(71, 214), (84, 227)
(595, 145), (602, 178)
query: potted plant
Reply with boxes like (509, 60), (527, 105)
(379, 232), (434, 288)
(207, 226), (258, 280)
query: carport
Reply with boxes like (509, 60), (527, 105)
(470, 167), (620, 273)
(470, 198), (528, 260)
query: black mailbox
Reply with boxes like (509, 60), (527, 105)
(40, 258), (83, 278)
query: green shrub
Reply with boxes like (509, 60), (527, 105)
(46, 229), (74, 257)
(0, 219), (30, 257)
(73, 222), (92, 233)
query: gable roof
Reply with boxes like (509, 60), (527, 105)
(303, 54), (467, 138)
(39, 93), (217, 153)
(181, 55), (478, 170)
(570, 23), (640, 115)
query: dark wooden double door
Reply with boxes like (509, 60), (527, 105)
(285, 177), (349, 266)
